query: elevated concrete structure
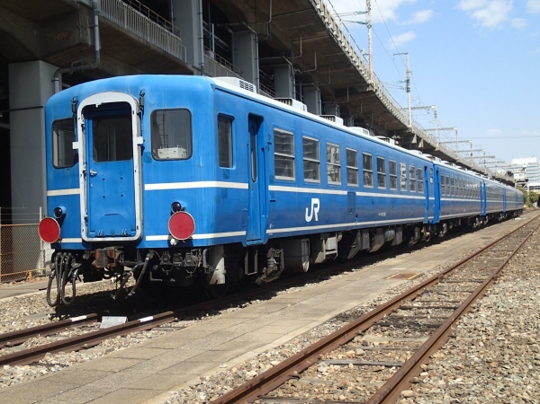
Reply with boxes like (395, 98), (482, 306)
(0, 0), (510, 217)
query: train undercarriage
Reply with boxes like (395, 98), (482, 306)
(45, 213), (519, 307)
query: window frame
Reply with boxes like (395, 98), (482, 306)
(400, 162), (407, 191)
(417, 168), (424, 193)
(303, 136), (320, 183)
(363, 153), (374, 188)
(217, 114), (234, 168)
(376, 156), (386, 189)
(326, 142), (341, 185)
(274, 128), (296, 180)
(151, 108), (193, 161)
(409, 165), (416, 192)
(346, 148), (359, 186)
(52, 118), (77, 169)
(389, 160), (397, 190)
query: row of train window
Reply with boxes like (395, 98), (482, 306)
(440, 174), (482, 199)
(272, 127), (425, 192)
(269, 126), (488, 199)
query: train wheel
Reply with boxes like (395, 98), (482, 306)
(204, 276), (233, 299)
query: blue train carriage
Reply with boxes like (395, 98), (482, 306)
(434, 161), (484, 229)
(508, 183), (525, 211)
(37, 74), (519, 306)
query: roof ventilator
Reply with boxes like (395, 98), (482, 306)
(320, 115), (344, 126)
(275, 98), (308, 112)
(214, 77), (256, 93)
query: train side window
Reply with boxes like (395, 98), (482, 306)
(151, 109), (192, 160)
(409, 165), (416, 192)
(400, 163), (407, 191)
(363, 153), (373, 187)
(377, 157), (386, 189)
(303, 136), (320, 182)
(389, 160), (397, 190)
(327, 142), (341, 185)
(218, 114), (233, 168)
(274, 128), (295, 180)
(417, 168), (424, 193)
(346, 148), (358, 186)
(52, 118), (77, 168)
(440, 175), (445, 195)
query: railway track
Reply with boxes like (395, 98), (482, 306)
(0, 234), (433, 369)
(0, 216), (530, 377)
(210, 213), (540, 403)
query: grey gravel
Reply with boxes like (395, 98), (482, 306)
(1, 217), (539, 403)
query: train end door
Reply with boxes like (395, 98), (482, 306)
(76, 93), (143, 242)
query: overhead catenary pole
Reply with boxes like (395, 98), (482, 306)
(394, 52), (411, 128)
(409, 105), (437, 140)
(366, 0), (373, 83)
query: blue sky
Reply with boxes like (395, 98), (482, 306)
(326, 0), (540, 169)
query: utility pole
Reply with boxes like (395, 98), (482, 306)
(366, 0), (373, 83)
(394, 52), (411, 129)
(409, 105), (437, 140)
(333, 1), (372, 83)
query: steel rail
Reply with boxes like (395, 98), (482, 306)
(210, 213), (540, 404)
(0, 311), (177, 367)
(368, 215), (540, 403)
(0, 313), (99, 348)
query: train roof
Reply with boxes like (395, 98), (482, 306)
(47, 74), (512, 187)
(209, 76), (436, 164)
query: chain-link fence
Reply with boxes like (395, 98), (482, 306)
(0, 207), (50, 283)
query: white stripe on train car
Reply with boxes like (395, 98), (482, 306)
(47, 188), (80, 196)
(145, 181), (248, 191)
(59, 238), (83, 243)
(267, 216), (425, 235)
(270, 185), (426, 200)
(146, 230), (246, 242)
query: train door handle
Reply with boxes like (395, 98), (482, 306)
(89, 169), (98, 177)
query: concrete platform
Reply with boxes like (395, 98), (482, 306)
(0, 279), (49, 299)
(0, 218), (526, 404)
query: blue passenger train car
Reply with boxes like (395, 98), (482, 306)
(38, 75), (523, 306)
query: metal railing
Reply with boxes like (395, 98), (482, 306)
(100, 0), (187, 61)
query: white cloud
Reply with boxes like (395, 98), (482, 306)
(407, 9), (434, 24)
(371, 0), (417, 23)
(457, 0), (514, 29)
(511, 18), (527, 29)
(389, 31), (416, 48)
(527, 0), (540, 13)
(457, 0), (488, 11)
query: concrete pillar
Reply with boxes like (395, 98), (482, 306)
(9, 60), (56, 218)
(324, 102), (340, 116)
(303, 85), (322, 115)
(274, 65), (295, 98)
(232, 30), (259, 88)
(172, 0), (204, 73)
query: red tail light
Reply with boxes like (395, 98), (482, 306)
(168, 211), (195, 240)
(39, 217), (61, 243)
